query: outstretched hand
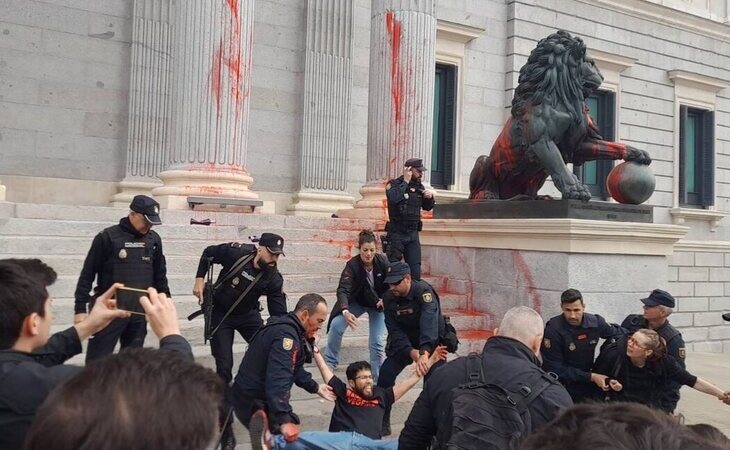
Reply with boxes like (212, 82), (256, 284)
(317, 383), (336, 402)
(74, 283), (131, 340)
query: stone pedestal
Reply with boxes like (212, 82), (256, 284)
(421, 218), (688, 322)
(339, 0), (436, 218)
(288, 0), (355, 216)
(153, 0), (258, 209)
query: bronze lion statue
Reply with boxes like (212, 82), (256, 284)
(469, 30), (651, 201)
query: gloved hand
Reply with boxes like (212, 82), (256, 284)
(281, 422), (300, 443)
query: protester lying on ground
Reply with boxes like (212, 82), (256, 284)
(25, 347), (223, 450)
(518, 402), (727, 450)
(592, 329), (730, 412)
(0, 258), (191, 450)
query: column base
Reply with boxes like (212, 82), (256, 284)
(152, 169), (259, 210)
(287, 191), (355, 217)
(336, 183), (389, 220)
(110, 179), (163, 207)
(0, 182), (5, 202)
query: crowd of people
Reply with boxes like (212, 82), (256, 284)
(1, 161), (729, 450)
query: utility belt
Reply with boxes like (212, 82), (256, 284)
(385, 220), (422, 233)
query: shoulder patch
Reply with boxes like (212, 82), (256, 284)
(422, 292), (432, 303)
(679, 347), (686, 359)
(282, 338), (293, 351)
(543, 338), (551, 349)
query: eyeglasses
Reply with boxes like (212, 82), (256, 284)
(355, 375), (374, 381)
(628, 336), (648, 350)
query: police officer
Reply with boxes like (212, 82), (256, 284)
(621, 289), (686, 412)
(74, 195), (170, 363)
(541, 288), (625, 402)
(385, 158), (435, 280)
(377, 261), (450, 435)
(193, 233), (287, 450)
(232, 294), (335, 447)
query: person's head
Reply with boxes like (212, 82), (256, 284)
(627, 329), (666, 363)
(384, 261), (412, 297)
(641, 289), (675, 323)
(495, 306), (544, 356)
(404, 158), (426, 182)
(686, 423), (730, 448)
(345, 361), (374, 398)
(518, 402), (723, 450)
(128, 195), (161, 235)
(357, 230), (377, 265)
(0, 260), (56, 351)
(25, 348), (224, 450)
(294, 294), (328, 338)
(255, 233), (285, 272)
(560, 288), (585, 326)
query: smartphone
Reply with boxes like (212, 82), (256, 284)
(115, 286), (148, 315)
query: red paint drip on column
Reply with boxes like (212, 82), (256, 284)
(385, 10), (406, 173)
(511, 250), (542, 313)
(210, 0), (247, 120)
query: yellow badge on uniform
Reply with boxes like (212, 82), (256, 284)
(282, 338), (293, 351)
(422, 292), (432, 303)
(543, 338), (551, 349)
(568, 342), (576, 351)
(679, 348), (686, 359)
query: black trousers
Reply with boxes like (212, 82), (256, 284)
(86, 316), (147, 363)
(386, 229), (422, 280)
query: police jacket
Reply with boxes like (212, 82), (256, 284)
(196, 243), (287, 317)
(383, 279), (445, 358)
(399, 336), (573, 450)
(0, 328), (191, 450)
(74, 217), (169, 314)
(233, 313), (319, 428)
(541, 313), (625, 400)
(386, 176), (434, 231)
(621, 314), (685, 411)
(327, 253), (390, 332)
(592, 335), (697, 413)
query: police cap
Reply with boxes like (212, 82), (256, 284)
(405, 158), (427, 171)
(384, 261), (410, 284)
(130, 195), (161, 225)
(640, 289), (675, 308)
(259, 232), (285, 256)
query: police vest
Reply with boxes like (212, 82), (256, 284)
(388, 180), (424, 229)
(104, 226), (156, 289)
(213, 249), (262, 311)
(548, 316), (602, 372)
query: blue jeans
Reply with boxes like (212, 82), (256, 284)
(324, 302), (386, 380)
(272, 431), (398, 450)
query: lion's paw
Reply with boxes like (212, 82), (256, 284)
(562, 183), (592, 202)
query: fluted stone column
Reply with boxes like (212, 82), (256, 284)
(288, 0), (356, 216)
(111, 0), (172, 206)
(340, 0), (436, 219)
(153, 0), (258, 209)
(0, 178), (6, 201)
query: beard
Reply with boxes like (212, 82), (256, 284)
(259, 260), (277, 273)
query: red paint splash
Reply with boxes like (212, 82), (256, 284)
(210, 0), (249, 120)
(511, 250), (541, 313)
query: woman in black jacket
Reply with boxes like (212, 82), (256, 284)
(324, 230), (390, 380)
(592, 328), (729, 412)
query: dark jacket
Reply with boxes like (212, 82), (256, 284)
(541, 313), (625, 401)
(592, 335), (697, 413)
(74, 217), (169, 314)
(383, 279), (445, 357)
(399, 336), (573, 450)
(233, 313), (319, 428)
(196, 243), (287, 317)
(386, 176), (434, 231)
(327, 253), (390, 332)
(0, 328), (192, 450)
(621, 314), (685, 411)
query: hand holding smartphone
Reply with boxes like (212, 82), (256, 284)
(115, 286), (149, 315)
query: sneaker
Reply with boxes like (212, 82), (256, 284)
(249, 409), (272, 450)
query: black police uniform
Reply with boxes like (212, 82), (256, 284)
(231, 313), (319, 432)
(377, 278), (446, 389)
(195, 242), (287, 384)
(621, 314), (685, 411)
(74, 213), (169, 362)
(541, 313), (625, 402)
(385, 169), (434, 281)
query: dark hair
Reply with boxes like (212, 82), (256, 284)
(1, 258), (57, 287)
(26, 348), (224, 450)
(346, 361), (372, 382)
(686, 424), (730, 447)
(294, 293), (327, 314)
(358, 229), (377, 248)
(561, 288), (583, 304)
(0, 262), (49, 350)
(518, 402), (725, 450)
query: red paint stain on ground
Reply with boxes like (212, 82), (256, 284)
(511, 250), (541, 313)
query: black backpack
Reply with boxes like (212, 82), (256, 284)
(445, 353), (558, 450)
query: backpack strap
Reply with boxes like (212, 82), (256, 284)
(513, 372), (559, 414)
(463, 352), (485, 388)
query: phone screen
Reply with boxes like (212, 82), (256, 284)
(115, 287), (148, 315)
